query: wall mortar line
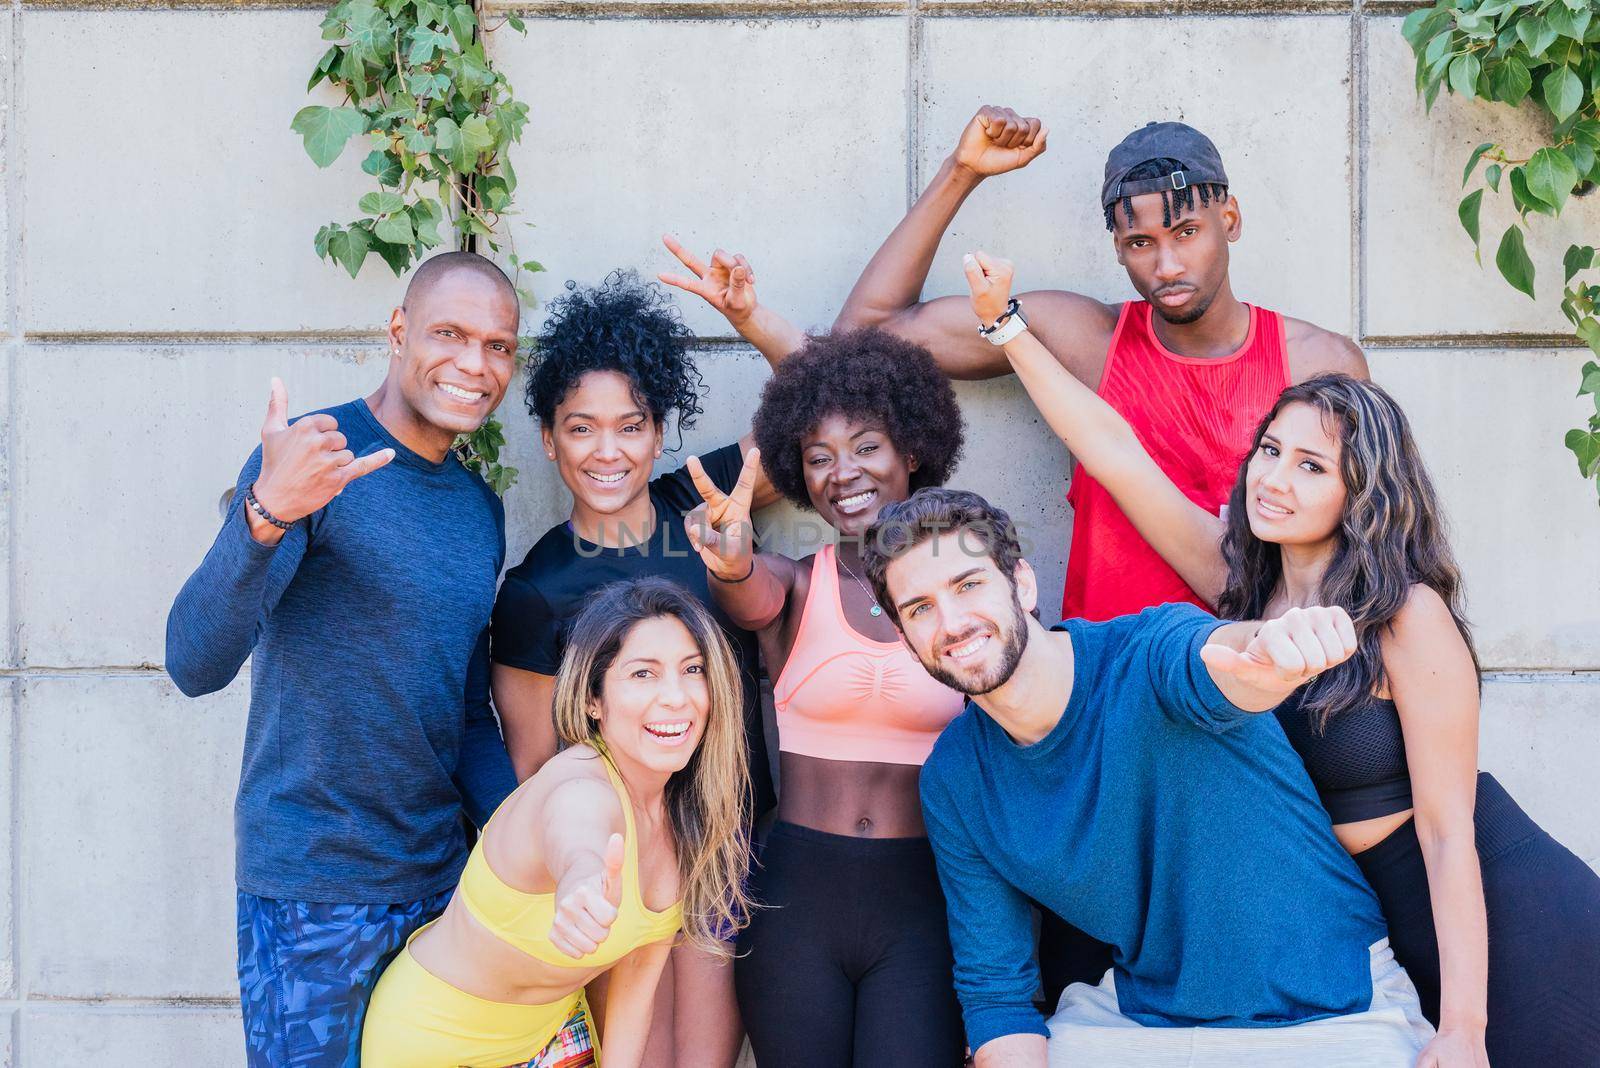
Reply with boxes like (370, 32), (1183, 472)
(7, 0), (24, 1053)
(1352, 0), (1368, 342)
(907, 0), (922, 214)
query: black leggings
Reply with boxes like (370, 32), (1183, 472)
(1357, 772), (1600, 1066)
(734, 822), (964, 1067)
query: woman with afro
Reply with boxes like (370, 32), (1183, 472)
(672, 263), (969, 1067)
(489, 243), (799, 1066)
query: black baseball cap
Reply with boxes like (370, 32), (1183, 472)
(1101, 122), (1229, 208)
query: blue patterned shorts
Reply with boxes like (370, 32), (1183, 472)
(236, 889), (453, 1068)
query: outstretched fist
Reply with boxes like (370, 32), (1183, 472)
(549, 832), (626, 960)
(683, 448), (762, 581)
(250, 378), (394, 534)
(953, 106), (1048, 179)
(962, 251), (1016, 327)
(1200, 606), (1359, 698)
(658, 234), (758, 328)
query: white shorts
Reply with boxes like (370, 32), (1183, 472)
(1045, 939), (1435, 1067)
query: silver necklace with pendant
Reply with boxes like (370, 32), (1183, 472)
(836, 553), (884, 617)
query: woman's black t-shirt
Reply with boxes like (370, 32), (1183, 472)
(490, 443), (776, 817)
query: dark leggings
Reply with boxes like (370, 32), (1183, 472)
(734, 822), (965, 1068)
(1357, 772), (1600, 1066)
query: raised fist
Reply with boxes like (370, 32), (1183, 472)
(683, 448), (762, 581)
(548, 832), (625, 960)
(250, 378), (395, 533)
(953, 106), (1048, 179)
(1201, 606), (1359, 699)
(658, 234), (758, 328)
(962, 250), (1016, 327)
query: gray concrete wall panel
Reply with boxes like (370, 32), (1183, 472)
(21, 12), (402, 336)
(14, 344), (385, 668)
(489, 17), (910, 339)
(24, 1006), (238, 1065)
(20, 674), (242, 999)
(1480, 674), (1600, 867)
(1371, 348), (1600, 669)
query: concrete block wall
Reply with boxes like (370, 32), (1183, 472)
(0, 2), (1595, 1063)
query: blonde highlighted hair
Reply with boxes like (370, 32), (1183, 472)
(551, 576), (753, 955)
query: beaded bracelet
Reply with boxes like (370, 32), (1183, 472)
(245, 484), (293, 531)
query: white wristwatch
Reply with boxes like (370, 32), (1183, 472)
(979, 299), (1028, 345)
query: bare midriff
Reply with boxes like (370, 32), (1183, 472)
(776, 752), (928, 838)
(1334, 808), (1416, 856)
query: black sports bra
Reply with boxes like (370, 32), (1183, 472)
(1274, 688), (1413, 825)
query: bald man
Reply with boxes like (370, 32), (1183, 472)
(167, 253), (522, 1068)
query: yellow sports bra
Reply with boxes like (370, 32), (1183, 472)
(459, 745), (683, 969)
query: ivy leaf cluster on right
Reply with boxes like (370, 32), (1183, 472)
(1405, 0), (1600, 498)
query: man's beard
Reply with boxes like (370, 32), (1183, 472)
(1150, 284), (1218, 325)
(919, 596), (1030, 696)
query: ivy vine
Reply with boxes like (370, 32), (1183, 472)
(1406, 0), (1600, 501)
(292, 0), (539, 494)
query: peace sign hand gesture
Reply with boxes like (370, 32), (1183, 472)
(683, 448), (762, 581)
(657, 234), (758, 329)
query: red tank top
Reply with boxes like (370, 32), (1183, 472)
(1061, 301), (1290, 621)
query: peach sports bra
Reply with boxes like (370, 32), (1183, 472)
(773, 543), (965, 766)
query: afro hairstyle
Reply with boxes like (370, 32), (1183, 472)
(752, 327), (965, 510)
(523, 269), (704, 446)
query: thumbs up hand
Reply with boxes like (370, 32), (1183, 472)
(248, 377), (395, 541)
(549, 832), (627, 960)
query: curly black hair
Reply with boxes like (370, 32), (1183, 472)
(753, 328), (965, 510)
(523, 270), (704, 445)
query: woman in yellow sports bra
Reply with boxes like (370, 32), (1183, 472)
(361, 577), (753, 1068)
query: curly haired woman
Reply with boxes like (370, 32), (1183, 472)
(671, 262), (970, 1067)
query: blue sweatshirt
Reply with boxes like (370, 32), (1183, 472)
(920, 603), (1388, 1052)
(166, 398), (517, 903)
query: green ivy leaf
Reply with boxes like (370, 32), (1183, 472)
(506, 14), (526, 32)
(1567, 140), (1598, 182)
(314, 223), (336, 260)
(457, 113), (493, 166)
(477, 174), (511, 213)
(1544, 66), (1584, 121)
(1485, 163), (1503, 192)
(410, 198), (445, 247)
(1424, 29), (1455, 68)
(433, 115), (461, 156)
(1496, 224), (1537, 298)
(370, 238), (413, 275)
(291, 105), (367, 168)
(1493, 55), (1533, 103)
(1509, 165), (1550, 216)
(327, 224), (373, 279)
(1459, 188), (1484, 251)
(1547, 3), (1591, 42)
(1577, 317), (1600, 357)
(1565, 244), (1595, 283)
(1449, 53), (1483, 98)
(1526, 146), (1580, 213)
(402, 125), (434, 156)
(361, 149), (403, 186)
(1580, 360), (1600, 393)
(1566, 428), (1600, 478)
(447, 3), (477, 48)
(1516, 16), (1558, 57)
(358, 190), (406, 214)
(1462, 142), (1494, 185)
(374, 210), (415, 245)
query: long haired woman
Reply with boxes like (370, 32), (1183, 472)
(361, 577), (753, 1067)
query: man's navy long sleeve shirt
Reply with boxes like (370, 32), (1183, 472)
(167, 398), (517, 903)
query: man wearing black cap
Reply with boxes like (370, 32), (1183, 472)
(835, 106), (1368, 1005)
